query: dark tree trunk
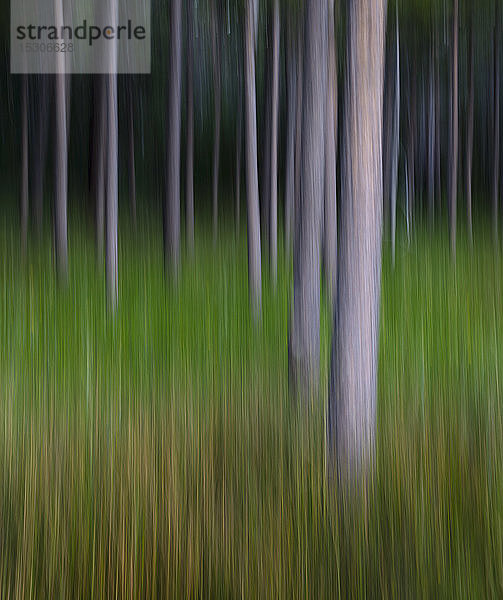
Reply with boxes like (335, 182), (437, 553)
(236, 69), (243, 236)
(466, 10), (474, 244)
(448, 0), (459, 256)
(284, 14), (297, 251)
(165, 0), (182, 273)
(391, 7), (400, 267)
(261, 11), (273, 246)
(54, 0), (68, 280)
(21, 74), (29, 254)
(294, 19), (304, 255)
(269, 0), (280, 287)
(94, 75), (106, 265)
(32, 75), (50, 237)
(289, 0), (327, 396)
(428, 35), (435, 224)
(329, 0), (386, 477)
(493, 3), (500, 243)
(186, 0), (195, 253)
(324, 0), (337, 303)
(211, 0), (221, 246)
(128, 83), (137, 228)
(244, 0), (262, 321)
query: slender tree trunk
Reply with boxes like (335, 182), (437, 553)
(435, 28), (442, 207)
(165, 0), (182, 273)
(244, 0), (262, 321)
(54, 0), (68, 280)
(33, 75), (50, 236)
(493, 3), (500, 243)
(106, 0), (119, 311)
(284, 14), (297, 251)
(329, 0), (386, 477)
(294, 19), (304, 254)
(466, 10), (474, 244)
(289, 0), (327, 396)
(186, 0), (195, 253)
(428, 35), (435, 224)
(261, 13), (273, 246)
(235, 77), (243, 236)
(269, 0), (280, 287)
(448, 0), (458, 257)
(407, 55), (416, 236)
(211, 0), (221, 246)
(391, 7), (400, 267)
(21, 74), (29, 253)
(95, 75), (106, 265)
(128, 83), (137, 228)
(324, 0), (337, 303)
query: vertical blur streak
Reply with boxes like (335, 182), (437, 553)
(20, 74), (28, 254)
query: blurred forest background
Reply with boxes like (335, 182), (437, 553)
(1, 0), (503, 597)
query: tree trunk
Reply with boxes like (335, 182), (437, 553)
(186, 0), (195, 253)
(128, 83), (137, 228)
(33, 75), (50, 237)
(294, 19), (304, 257)
(236, 70), (243, 236)
(165, 0), (182, 273)
(449, 0), (458, 257)
(435, 28), (442, 208)
(284, 14), (297, 251)
(407, 55), (416, 237)
(54, 0), (68, 280)
(428, 36), (435, 224)
(493, 3), (500, 243)
(288, 0), (327, 397)
(95, 76), (106, 265)
(329, 0), (386, 477)
(106, 0), (119, 311)
(21, 74), (29, 254)
(324, 0), (337, 304)
(269, 0), (280, 288)
(244, 0), (262, 321)
(391, 7), (400, 267)
(466, 10), (474, 244)
(261, 12), (273, 246)
(211, 0), (221, 246)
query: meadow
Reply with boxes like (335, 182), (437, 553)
(1, 212), (503, 598)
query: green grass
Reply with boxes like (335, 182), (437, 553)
(1, 214), (503, 598)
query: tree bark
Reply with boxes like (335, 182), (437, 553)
(329, 0), (386, 477)
(165, 0), (182, 273)
(21, 74), (29, 254)
(289, 0), (327, 397)
(244, 0), (262, 321)
(448, 0), (458, 257)
(33, 75), (50, 237)
(211, 0), (221, 246)
(269, 0), (280, 288)
(186, 0), (195, 253)
(324, 0), (337, 304)
(466, 9), (474, 244)
(284, 14), (297, 251)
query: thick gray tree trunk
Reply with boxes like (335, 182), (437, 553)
(390, 8), (400, 268)
(105, 0), (119, 311)
(54, 0), (68, 280)
(466, 11), (474, 244)
(284, 14), (297, 251)
(165, 0), (182, 273)
(244, 0), (262, 321)
(329, 0), (386, 477)
(269, 0), (280, 287)
(448, 0), (458, 257)
(186, 0), (195, 253)
(324, 0), (337, 304)
(493, 4), (500, 243)
(289, 0), (327, 396)
(21, 75), (29, 253)
(211, 0), (221, 246)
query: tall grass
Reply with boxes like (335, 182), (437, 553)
(1, 216), (502, 597)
